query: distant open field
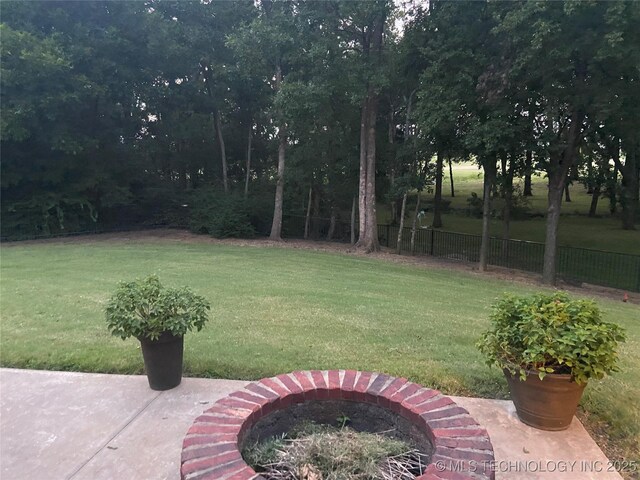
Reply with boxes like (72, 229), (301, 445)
(379, 162), (640, 255)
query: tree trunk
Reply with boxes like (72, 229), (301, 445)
(269, 63), (286, 241)
(614, 140), (638, 230)
(326, 209), (336, 241)
(564, 183), (571, 203)
(357, 97), (369, 243)
(542, 180), (564, 284)
(588, 186), (600, 218)
(350, 195), (356, 245)
(214, 109), (228, 193)
(396, 192), (407, 254)
(432, 151), (444, 228)
(410, 192), (421, 254)
(389, 103), (396, 225)
(542, 110), (584, 285)
(362, 89), (380, 252)
(304, 186), (312, 240)
(501, 153), (513, 241)
(270, 133), (286, 240)
(479, 157), (496, 272)
(524, 150), (533, 196)
(311, 188), (321, 239)
(244, 124), (252, 199)
(355, 11), (385, 253)
(448, 156), (455, 197)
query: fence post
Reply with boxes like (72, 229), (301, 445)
(386, 224), (390, 247)
(429, 228), (435, 256)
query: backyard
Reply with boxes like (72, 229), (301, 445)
(1, 234), (638, 469)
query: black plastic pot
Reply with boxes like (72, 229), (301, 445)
(504, 369), (586, 431)
(139, 332), (184, 391)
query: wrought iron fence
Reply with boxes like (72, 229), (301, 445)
(279, 215), (639, 291)
(377, 224), (639, 292)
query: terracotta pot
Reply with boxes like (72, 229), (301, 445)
(139, 332), (184, 391)
(503, 369), (586, 431)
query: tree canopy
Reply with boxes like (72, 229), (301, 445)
(2, 0), (638, 282)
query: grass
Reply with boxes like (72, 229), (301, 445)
(244, 423), (420, 480)
(1, 238), (638, 466)
(379, 162), (640, 255)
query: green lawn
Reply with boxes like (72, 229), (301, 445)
(1, 238), (638, 463)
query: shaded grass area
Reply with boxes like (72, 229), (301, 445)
(1, 239), (638, 464)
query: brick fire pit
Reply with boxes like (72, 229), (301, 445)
(181, 370), (495, 480)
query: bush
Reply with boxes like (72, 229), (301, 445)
(188, 189), (256, 238)
(477, 292), (625, 385)
(105, 275), (210, 340)
(466, 192), (484, 218)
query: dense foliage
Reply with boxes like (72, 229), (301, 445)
(477, 293), (626, 385)
(2, 0), (638, 280)
(105, 275), (210, 341)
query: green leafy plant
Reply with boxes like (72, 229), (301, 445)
(105, 275), (210, 341)
(477, 292), (625, 385)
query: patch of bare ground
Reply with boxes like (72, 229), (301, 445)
(6, 228), (636, 304)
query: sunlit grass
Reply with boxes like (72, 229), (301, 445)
(1, 238), (638, 461)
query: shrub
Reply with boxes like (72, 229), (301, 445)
(188, 189), (256, 238)
(105, 275), (210, 340)
(477, 292), (625, 385)
(466, 192), (484, 218)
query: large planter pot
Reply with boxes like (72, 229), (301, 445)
(139, 332), (184, 391)
(503, 369), (586, 431)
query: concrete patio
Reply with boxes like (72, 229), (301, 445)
(0, 368), (622, 480)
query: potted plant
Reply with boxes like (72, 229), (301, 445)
(477, 292), (625, 431)
(105, 275), (210, 391)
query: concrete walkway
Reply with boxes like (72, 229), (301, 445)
(0, 368), (622, 480)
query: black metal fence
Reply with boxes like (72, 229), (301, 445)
(281, 215), (639, 292)
(377, 225), (640, 292)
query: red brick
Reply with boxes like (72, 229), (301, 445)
(244, 383), (279, 400)
(187, 424), (241, 436)
(204, 405), (251, 418)
(216, 397), (261, 413)
(432, 427), (488, 438)
(403, 388), (440, 406)
(292, 371), (315, 391)
(435, 446), (494, 463)
(429, 416), (479, 429)
(181, 442), (237, 463)
(229, 391), (271, 407)
(353, 371), (373, 395)
(259, 378), (290, 398)
(366, 373), (390, 395)
(182, 434), (236, 449)
(413, 395), (455, 413)
(436, 437), (493, 450)
(389, 382), (421, 413)
(276, 374), (303, 394)
(185, 459), (246, 480)
(378, 377), (407, 407)
(342, 370), (357, 390)
(420, 406), (468, 422)
(181, 450), (242, 476)
(310, 370), (327, 389)
(194, 414), (244, 426)
(328, 370), (340, 388)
